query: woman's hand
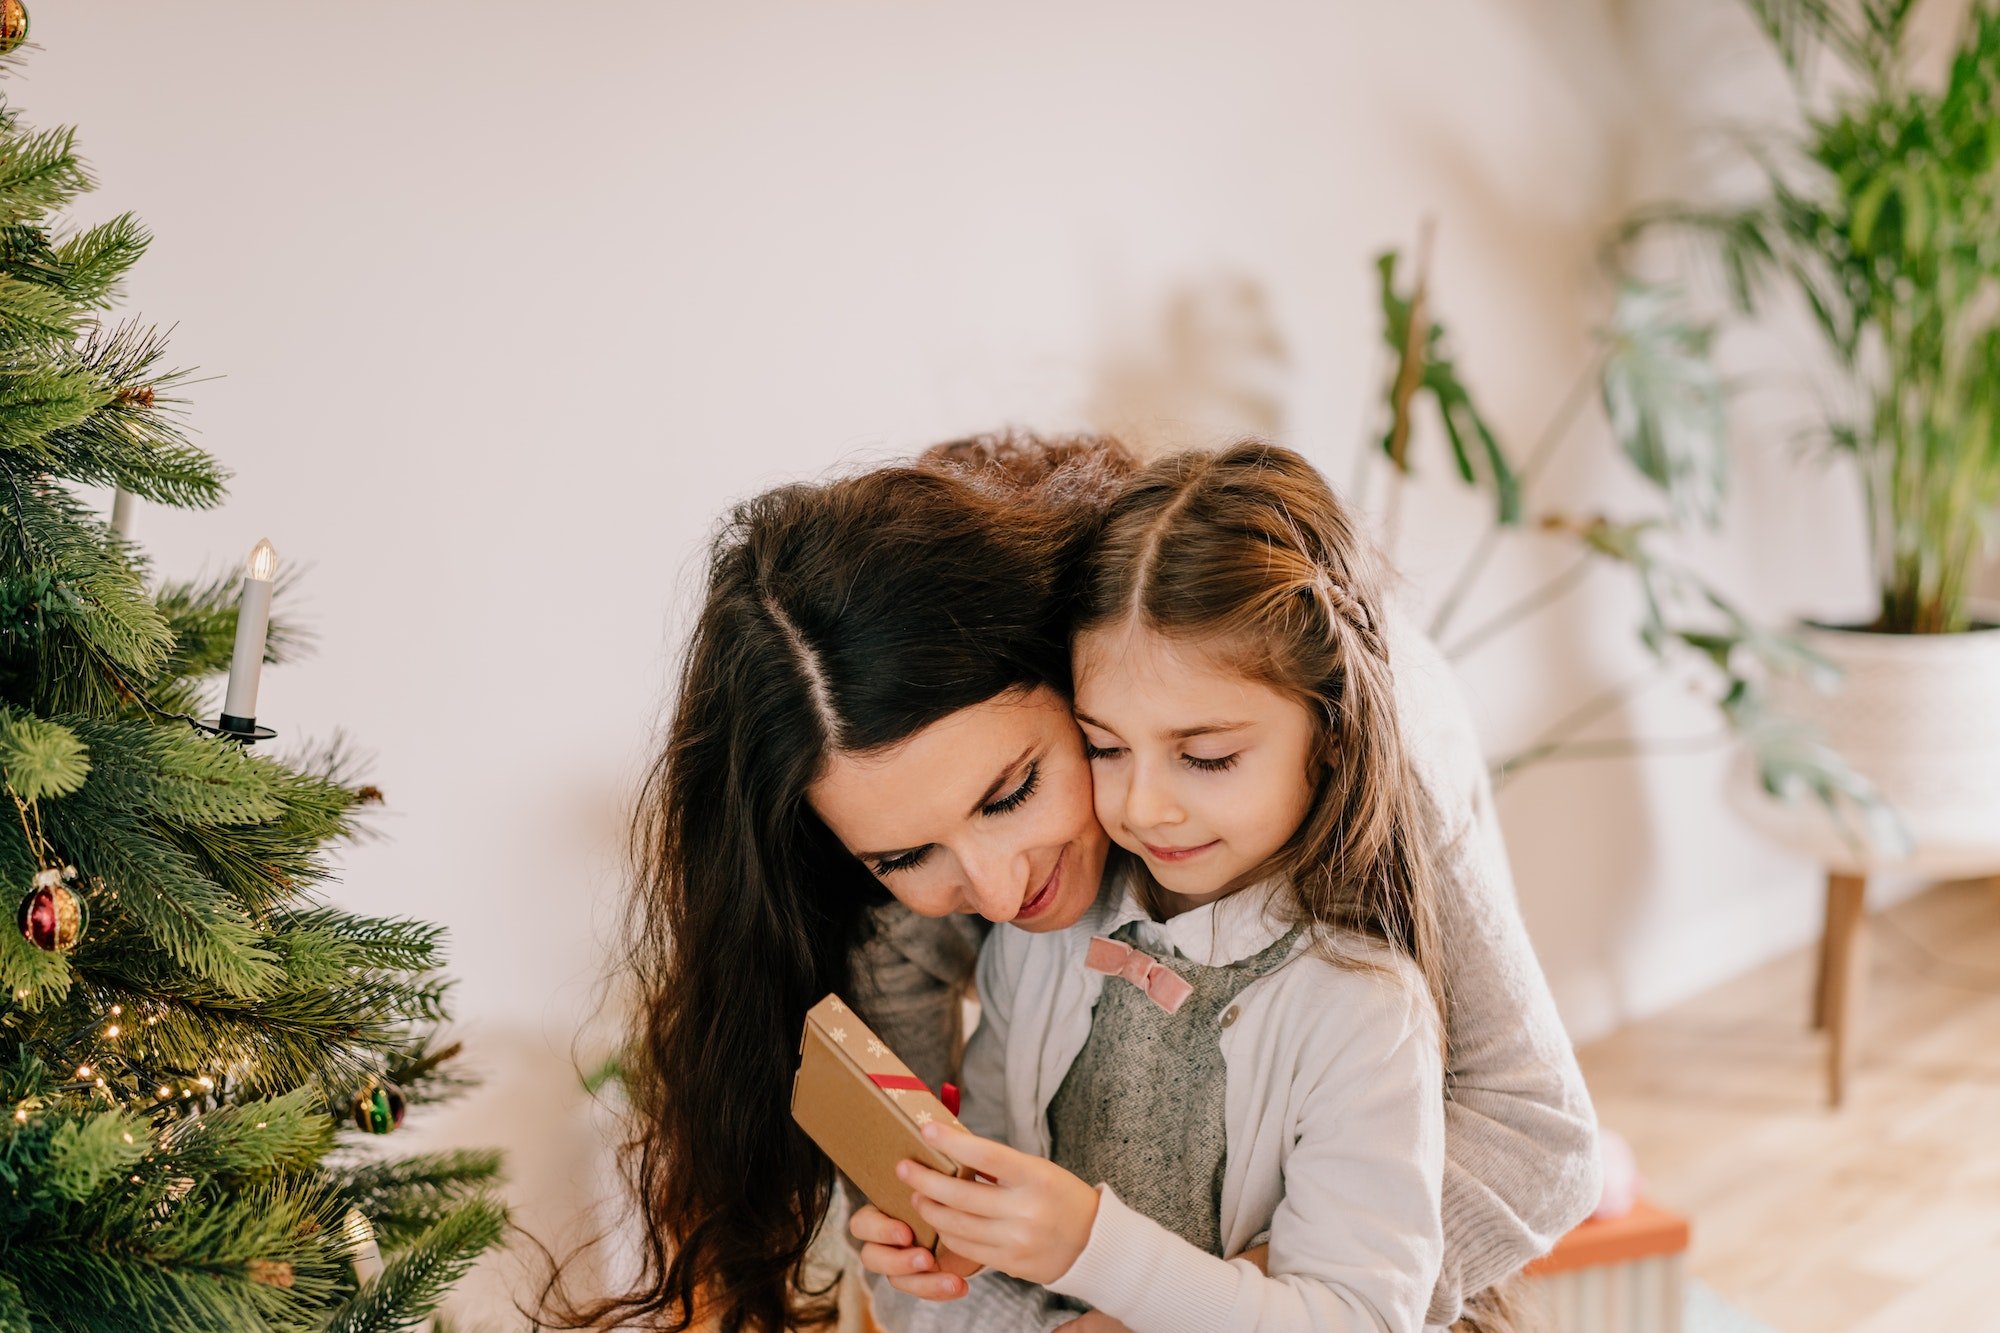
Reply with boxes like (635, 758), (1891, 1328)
(900, 1122), (1100, 1285)
(848, 1203), (984, 1301)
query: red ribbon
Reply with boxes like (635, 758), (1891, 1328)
(870, 1073), (960, 1117)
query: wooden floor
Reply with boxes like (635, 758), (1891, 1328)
(1576, 877), (2000, 1332)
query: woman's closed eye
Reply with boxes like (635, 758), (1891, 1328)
(981, 760), (1041, 815)
(869, 847), (931, 876)
(866, 762), (1043, 877)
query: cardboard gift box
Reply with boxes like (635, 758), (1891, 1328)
(791, 993), (977, 1252)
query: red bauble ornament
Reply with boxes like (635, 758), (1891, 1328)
(18, 867), (84, 953)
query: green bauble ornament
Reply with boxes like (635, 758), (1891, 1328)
(0, 1), (27, 55)
(351, 1078), (405, 1135)
(18, 866), (84, 953)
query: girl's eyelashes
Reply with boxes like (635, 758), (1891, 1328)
(1085, 741), (1237, 772)
(981, 760), (1041, 816)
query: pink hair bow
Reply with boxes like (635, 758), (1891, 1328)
(1084, 936), (1194, 1014)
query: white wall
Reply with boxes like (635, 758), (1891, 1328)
(30, 1), (1932, 1317)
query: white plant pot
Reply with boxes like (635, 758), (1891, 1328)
(1728, 612), (2000, 877)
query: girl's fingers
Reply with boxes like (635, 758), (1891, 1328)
(901, 1160), (1007, 1216)
(910, 1192), (1008, 1249)
(857, 1241), (935, 1278)
(848, 1204), (915, 1248)
(920, 1122), (1026, 1177)
(887, 1271), (969, 1302)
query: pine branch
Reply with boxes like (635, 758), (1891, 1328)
(327, 1149), (504, 1248)
(40, 797), (281, 999)
(322, 1198), (508, 1333)
(51, 213), (150, 310)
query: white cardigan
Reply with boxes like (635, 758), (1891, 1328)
(871, 874), (1446, 1333)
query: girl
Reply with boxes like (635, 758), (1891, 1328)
(859, 442), (1504, 1332)
(547, 434), (1594, 1333)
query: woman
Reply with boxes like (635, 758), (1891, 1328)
(559, 434), (1597, 1332)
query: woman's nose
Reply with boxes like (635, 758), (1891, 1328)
(957, 845), (1030, 922)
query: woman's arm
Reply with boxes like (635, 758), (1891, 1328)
(847, 902), (987, 1095)
(1391, 613), (1601, 1324)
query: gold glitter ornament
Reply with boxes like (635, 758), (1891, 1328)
(0, 1), (28, 55)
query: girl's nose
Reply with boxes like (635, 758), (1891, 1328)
(1123, 763), (1184, 831)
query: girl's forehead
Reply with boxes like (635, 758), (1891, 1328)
(1073, 625), (1291, 727)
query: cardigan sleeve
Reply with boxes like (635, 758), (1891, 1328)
(846, 903), (987, 1095)
(1389, 609), (1602, 1325)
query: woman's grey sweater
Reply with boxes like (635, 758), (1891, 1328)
(847, 609), (1600, 1326)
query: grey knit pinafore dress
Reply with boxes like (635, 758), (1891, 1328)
(1047, 919), (1303, 1256)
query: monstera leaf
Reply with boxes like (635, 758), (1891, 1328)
(1601, 284), (1729, 528)
(1723, 680), (1912, 857)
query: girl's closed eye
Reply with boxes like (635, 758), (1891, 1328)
(1182, 751), (1238, 772)
(1082, 740), (1124, 761)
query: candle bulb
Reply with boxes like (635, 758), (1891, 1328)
(108, 487), (134, 540)
(342, 1208), (384, 1284)
(220, 539), (277, 735)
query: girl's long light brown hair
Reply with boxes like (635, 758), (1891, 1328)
(1075, 440), (1538, 1331)
(1073, 439), (1450, 1044)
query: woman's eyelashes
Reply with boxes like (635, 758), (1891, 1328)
(868, 762), (1043, 877)
(980, 760), (1041, 816)
(870, 846), (930, 876)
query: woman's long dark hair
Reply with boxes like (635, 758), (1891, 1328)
(546, 435), (1134, 1331)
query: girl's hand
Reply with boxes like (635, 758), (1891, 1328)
(1055, 1316), (1132, 1333)
(847, 1203), (983, 1302)
(899, 1122), (1100, 1285)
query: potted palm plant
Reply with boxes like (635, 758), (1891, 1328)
(1641, 0), (2000, 873)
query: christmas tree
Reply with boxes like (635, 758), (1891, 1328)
(0, 32), (506, 1333)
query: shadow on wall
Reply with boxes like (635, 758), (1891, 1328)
(1085, 272), (1290, 457)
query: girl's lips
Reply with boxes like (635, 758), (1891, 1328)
(1015, 847), (1065, 920)
(1143, 839), (1218, 863)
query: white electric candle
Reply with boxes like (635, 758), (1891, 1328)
(108, 488), (133, 539)
(221, 539), (277, 724)
(343, 1208), (384, 1284)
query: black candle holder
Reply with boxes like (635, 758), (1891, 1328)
(201, 714), (276, 744)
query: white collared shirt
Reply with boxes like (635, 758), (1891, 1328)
(953, 870), (1446, 1333)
